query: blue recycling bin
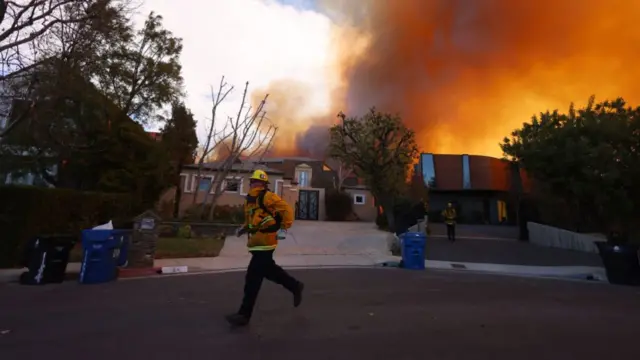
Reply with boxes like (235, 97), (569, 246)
(79, 230), (123, 284)
(401, 232), (426, 270)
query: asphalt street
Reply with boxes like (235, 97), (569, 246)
(1, 268), (639, 360)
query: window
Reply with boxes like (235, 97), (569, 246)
(462, 154), (471, 189)
(297, 170), (310, 187)
(275, 179), (284, 196)
(198, 177), (211, 192)
(224, 178), (241, 192)
(179, 175), (188, 192)
(354, 194), (366, 205)
(420, 153), (436, 188)
(497, 200), (508, 222)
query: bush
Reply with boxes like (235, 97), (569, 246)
(376, 197), (426, 233)
(325, 190), (353, 221)
(211, 205), (244, 224)
(0, 185), (134, 268)
(177, 224), (192, 238)
(182, 203), (244, 223)
(376, 210), (389, 231)
(182, 203), (211, 221)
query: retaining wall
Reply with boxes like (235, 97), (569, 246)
(527, 222), (606, 253)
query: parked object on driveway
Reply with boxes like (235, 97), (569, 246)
(400, 232), (426, 270)
(79, 229), (127, 284)
(596, 242), (640, 286)
(19, 235), (77, 285)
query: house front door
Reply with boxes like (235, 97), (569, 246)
(296, 190), (319, 220)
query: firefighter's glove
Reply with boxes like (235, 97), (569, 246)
(235, 226), (247, 237)
(276, 229), (287, 240)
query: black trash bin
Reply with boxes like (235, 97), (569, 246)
(595, 242), (640, 286)
(20, 235), (77, 285)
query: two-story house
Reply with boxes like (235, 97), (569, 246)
(420, 153), (531, 224)
(254, 157), (376, 221)
(164, 156), (377, 222)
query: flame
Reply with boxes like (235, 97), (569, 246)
(257, 0), (640, 158)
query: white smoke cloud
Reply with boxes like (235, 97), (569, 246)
(136, 0), (335, 145)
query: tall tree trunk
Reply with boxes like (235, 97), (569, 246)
(172, 161), (184, 218)
(381, 196), (396, 233)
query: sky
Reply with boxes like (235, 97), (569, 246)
(136, 0), (334, 145)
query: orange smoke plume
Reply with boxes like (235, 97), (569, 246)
(262, 0), (640, 158)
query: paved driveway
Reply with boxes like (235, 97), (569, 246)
(220, 221), (602, 267)
(429, 223), (520, 239)
(221, 221), (392, 257)
(1, 269), (638, 359)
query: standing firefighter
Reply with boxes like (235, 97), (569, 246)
(225, 169), (305, 327)
(441, 202), (457, 242)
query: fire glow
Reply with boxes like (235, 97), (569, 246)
(257, 0), (640, 158)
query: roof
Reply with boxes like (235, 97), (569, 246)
(251, 156), (323, 164)
(183, 161), (284, 175)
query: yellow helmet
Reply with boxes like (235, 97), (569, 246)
(249, 169), (269, 182)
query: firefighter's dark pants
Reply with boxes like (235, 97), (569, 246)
(238, 250), (299, 318)
(446, 223), (456, 241)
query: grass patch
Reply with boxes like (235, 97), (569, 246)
(68, 235), (226, 262)
(155, 236), (225, 259)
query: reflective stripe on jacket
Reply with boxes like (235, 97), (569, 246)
(243, 187), (294, 251)
(442, 209), (457, 225)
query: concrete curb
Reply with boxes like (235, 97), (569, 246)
(1, 257), (608, 284)
(116, 262), (608, 284)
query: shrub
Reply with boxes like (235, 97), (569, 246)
(325, 190), (353, 221)
(376, 210), (389, 231)
(376, 197), (426, 233)
(211, 204), (244, 224)
(182, 203), (211, 221)
(0, 185), (134, 268)
(177, 224), (192, 238)
(182, 203), (244, 223)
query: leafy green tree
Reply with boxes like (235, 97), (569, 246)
(92, 11), (184, 123)
(329, 108), (419, 232)
(0, 0), (122, 139)
(501, 96), (640, 237)
(0, 59), (172, 211)
(91, 118), (173, 211)
(161, 103), (198, 218)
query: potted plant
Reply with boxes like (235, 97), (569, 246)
(595, 224), (640, 286)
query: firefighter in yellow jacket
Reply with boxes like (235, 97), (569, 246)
(225, 169), (304, 327)
(442, 202), (457, 242)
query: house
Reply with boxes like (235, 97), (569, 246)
(0, 65), (163, 188)
(420, 153), (531, 225)
(256, 157), (376, 222)
(0, 60), (152, 188)
(160, 161), (288, 216)
(164, 157), (377, 222)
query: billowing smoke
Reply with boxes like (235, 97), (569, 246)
(261, 0), (640, 158)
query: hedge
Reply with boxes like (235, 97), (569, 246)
(325, 190), (353, 221)
(0, 185), (134, 268)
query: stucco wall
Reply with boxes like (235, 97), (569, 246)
(344, 188), (376, 222)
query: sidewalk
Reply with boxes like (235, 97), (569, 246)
(0, 231), (607, 283)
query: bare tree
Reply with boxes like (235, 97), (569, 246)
(190, 76), (233, 205)
(188, 77), (277, 219)
(332, 158), (354, 191)
(0, 0), (104, 80)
